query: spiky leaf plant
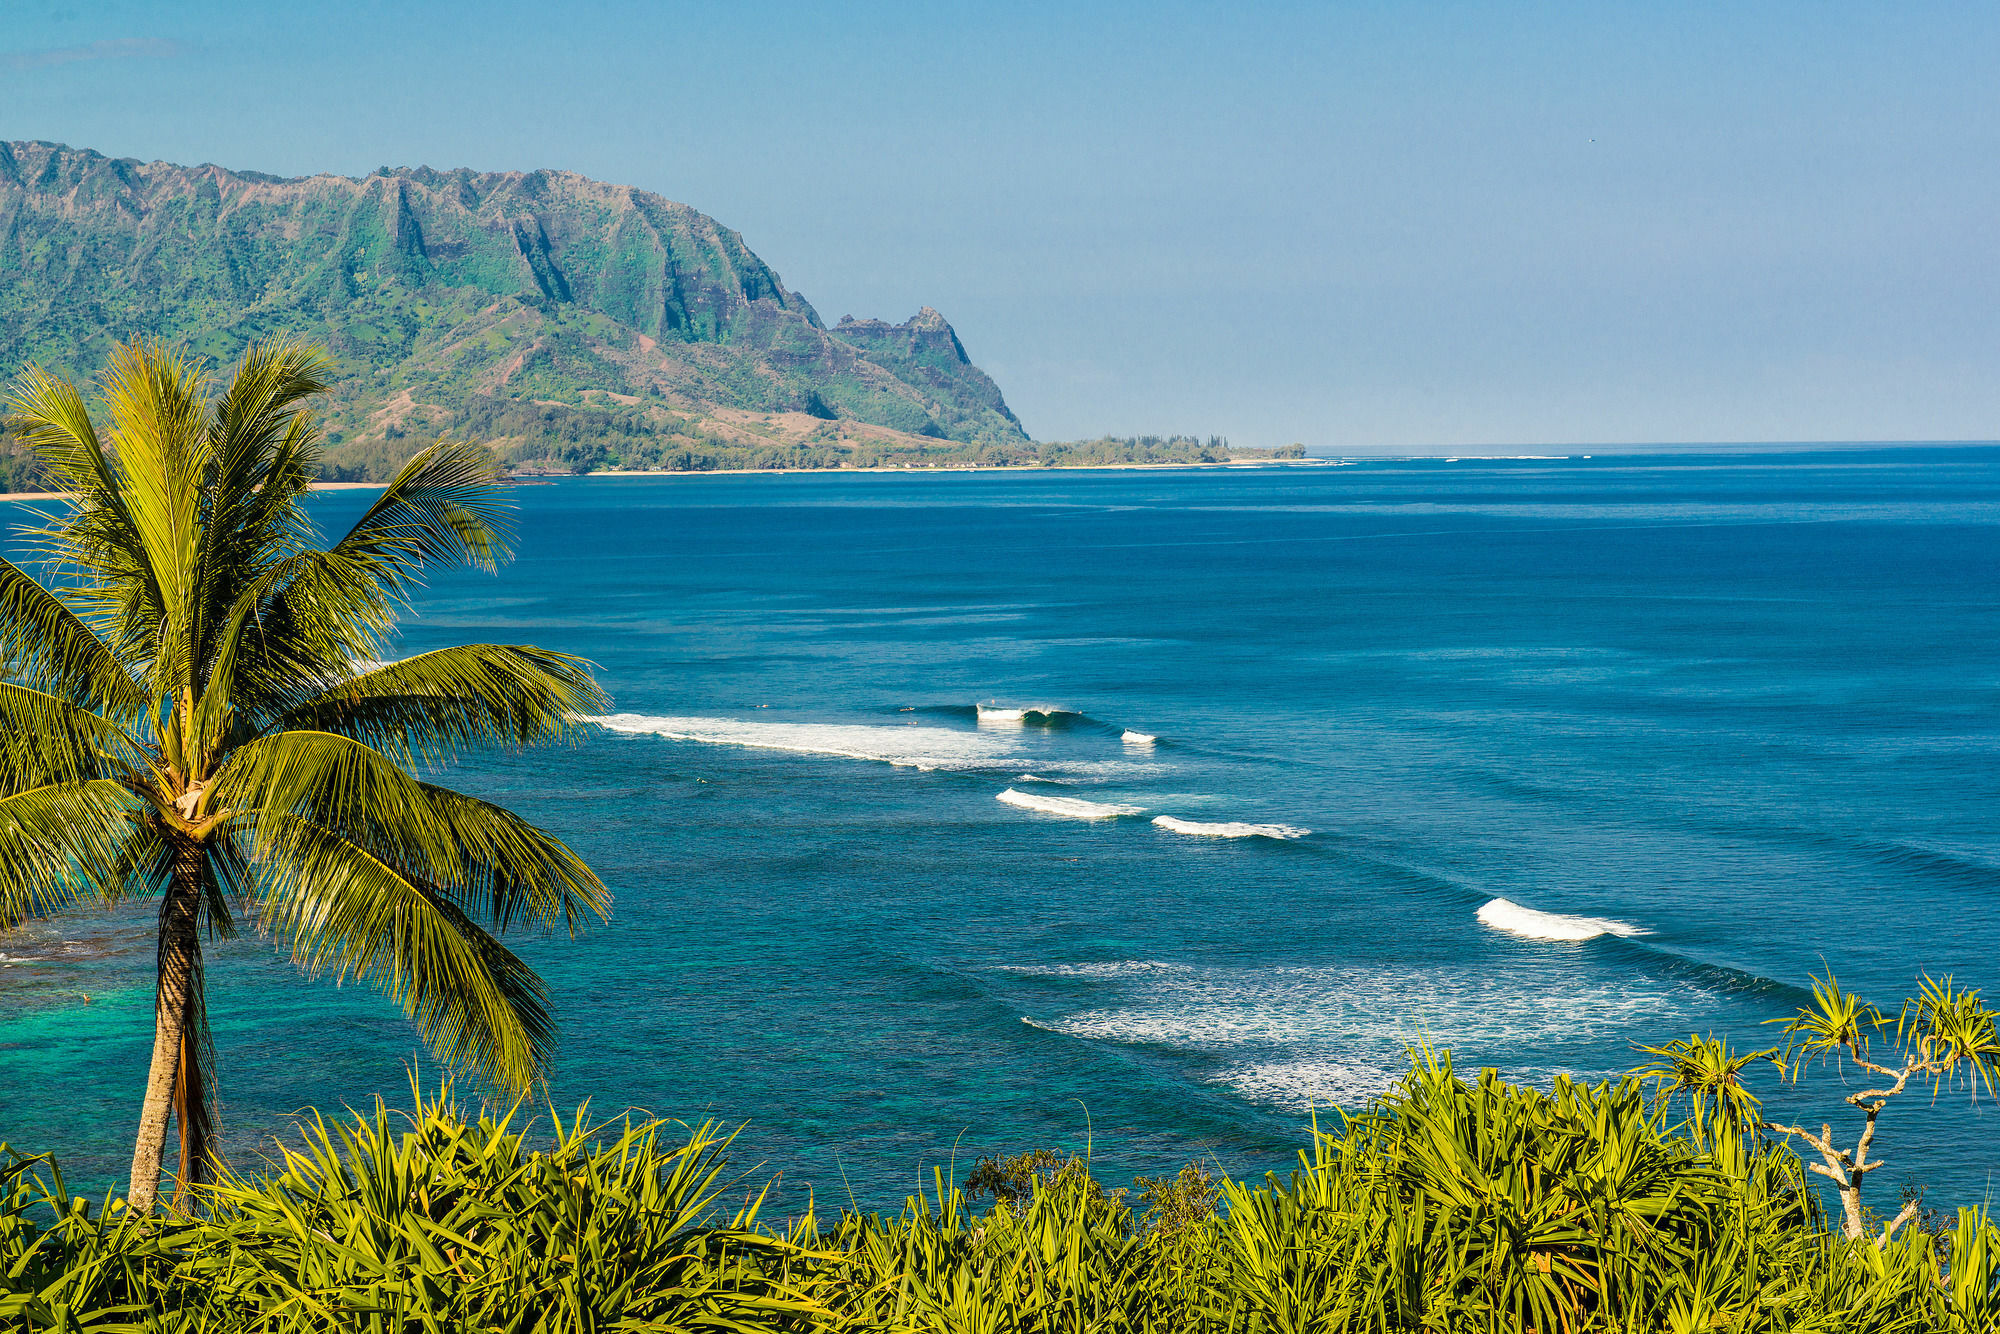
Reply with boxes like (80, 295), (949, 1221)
(0, 340), (608, 1213)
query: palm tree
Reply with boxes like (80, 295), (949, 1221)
(0, 340), (609, 1213)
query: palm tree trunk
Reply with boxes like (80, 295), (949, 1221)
(127, 844), (202, 1213)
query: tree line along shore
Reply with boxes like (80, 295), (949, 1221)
(0, 418), (1310, 495)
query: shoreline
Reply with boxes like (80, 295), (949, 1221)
(0, 460), (1328, 501)
(572, 457), (1333, 479)
(7, 443), (1990, 498)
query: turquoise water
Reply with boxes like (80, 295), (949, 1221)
(3, 450), (1998, 1210)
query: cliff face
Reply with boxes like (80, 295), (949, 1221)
(0, 141), (1028, 470)
(830, 308), (1022, 440)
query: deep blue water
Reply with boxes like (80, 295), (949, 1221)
(3, 450), (1998, 1212)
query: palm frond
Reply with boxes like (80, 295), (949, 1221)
(217, 729), (458, 869)
(2, 362), (125, 511)
(204, 341), (329, 522)
(0, 559), (148, 721)
(4, 365), (159, 664)
(97, 342), (212, 699)
(218, 727), (606, 936)
(0, 779), (139, 927)
(325, 440), (511, 592)
(408, 782), (608, 934)
(0, 683), (147, 795)
(187, 550), (394, 728)
(253, 813), (555, 1091)
(268, 645), (606, 766)
(186, 345), (329, 688)
(211, 442), (508, 708)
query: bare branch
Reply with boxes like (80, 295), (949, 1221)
(1765, 1122), (1847, 1167)
(1875, 1198), (1921, 1249)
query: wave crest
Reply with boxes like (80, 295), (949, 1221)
(1153, 816), (1308, 840)
(1476, 897), (1648, 942)
(997, 788), (1144, 819)
(589, 713), (1017, 771)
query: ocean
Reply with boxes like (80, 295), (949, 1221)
(3, 449), (1997, 1211)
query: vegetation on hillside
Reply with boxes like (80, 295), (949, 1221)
(0, 341), (608, 1212)
(0, 141), (1029, 480)
(0, 423), (49, 495)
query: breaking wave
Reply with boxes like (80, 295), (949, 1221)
(587, 714), (1167, 780)
(1122, 730), (1158, 746)
(1476, 897), (1648, 942)
(588, 713), (1019, 771)
(976, 703), (1090, 726)
(997, 788), (1145, 819)
(1153, 816), (1309, 840)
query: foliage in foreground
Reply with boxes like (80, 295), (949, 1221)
(6, 1052), (1999, 1333)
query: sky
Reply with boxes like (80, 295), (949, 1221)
(3, 1), (1996, 450)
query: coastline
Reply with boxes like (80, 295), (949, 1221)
(573, 457), (1335, 480)
(0, 461), (1331, 501)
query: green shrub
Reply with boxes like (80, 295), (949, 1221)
(5, 1049), (1999, 1331)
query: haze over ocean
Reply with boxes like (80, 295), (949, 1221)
(3, 451), (1996, 1208)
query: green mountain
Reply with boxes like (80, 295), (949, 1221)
(0, 140), (1029, 479)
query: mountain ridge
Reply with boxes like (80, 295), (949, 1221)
(0, 140), (1028, 477)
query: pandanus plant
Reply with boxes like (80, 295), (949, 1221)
(0, 340), (608, 1212)
(1642, 971), (2000, 1243)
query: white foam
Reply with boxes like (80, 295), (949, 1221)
(1027, 963), (1692, 1051)
(1153, 816), (1309, 840)
(977, 705), (1031, 723)
(995, 960), (1190, 978)
(588, 713), (1017, 771)
(1212, 1060), (1398, 1111)
(1476, 897), (1648, 942)
(589, 715), (1166, 779)
(1122, 730), (1158, 746)
(997, 788), (1144, 819)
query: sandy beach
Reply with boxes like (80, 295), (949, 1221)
(576, 457), (1332, 479)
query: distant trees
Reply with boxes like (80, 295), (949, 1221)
(295, 406), (1306, 485)
(0, 422), (50, 494)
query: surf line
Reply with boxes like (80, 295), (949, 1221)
(996, 788), (1145, 819)
(1152, 816), (1309, 840)
(1476, 897), (1648, 942)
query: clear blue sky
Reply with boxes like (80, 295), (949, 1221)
(4, 1), (1995, 449)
